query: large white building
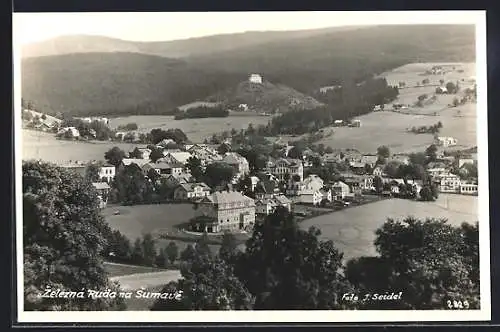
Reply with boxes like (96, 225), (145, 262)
(99, 164), (116, 183)
(249, 74), (263, 84)
(439, 174), (461, 193)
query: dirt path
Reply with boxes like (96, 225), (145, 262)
(110, 270), (182, 291)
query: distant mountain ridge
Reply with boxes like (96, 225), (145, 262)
(21, 24), (476, 117)
(22, 25), (369, 59)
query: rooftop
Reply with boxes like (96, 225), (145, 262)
(203, 191), (255, 205)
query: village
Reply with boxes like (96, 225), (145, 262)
(51, 128), (477, 235)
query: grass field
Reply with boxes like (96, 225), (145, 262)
(102, 204), (225, 253)
(317, 62), (477, 154)
(22, 129), (137, 163)
(108, 114), (270, 143)
(300, 194), (478, 261)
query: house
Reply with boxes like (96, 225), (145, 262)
(99, 164), (116, 182)
(57, 127), (80, 138)
(255, 198), (278, 215)
(372, 166), (384, 177)
(143, 162), (184, 177)
(439, 174), (461, 193)
(436, 86), (448, 94)
(427, 167), (449, 178)
(351, 119), (361, 127)
(120, 158), (151, 170)
(298, 189), (324, 206)
(332, 181), (352, 200)
(238, 104), (249, 111)
(92, 182), (111, 209)
(254, 178), (281, 199)
(191, 191), (256, 233)
(250, 176), (260, 192)
(156, 138), (177, 148)
(435, 136), (458, 147)
(130, 148), (151, 160)
(459, 182), (478, 195)
(255, 195), (293, 215)
(173, 182), (211, 201)
(163, 151), (192, 165)
(349, 162), (367, 174)
(267, 158), (304, 182)
(319, 188), (333, 202)
(249, 74), (263, 84)
(334, 120), (344, 126)
(164, 173), (194, 188)
(333, 179), (353, 197)
(373, 105), (383, 111)
(222, 152), (250, 180)
(287, 174), (324, 196)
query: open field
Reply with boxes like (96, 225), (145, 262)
(102, 204), (226, 253)
(300, 194), (478, 262)
(317, 63), (477, 154)
(103, 261), (165, 277)
(108, 114), (270, 143)
(22, 129), (137, 163)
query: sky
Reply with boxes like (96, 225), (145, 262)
(13, 11), (483, 45)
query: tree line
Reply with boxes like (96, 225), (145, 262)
(173, 106), (229, 120)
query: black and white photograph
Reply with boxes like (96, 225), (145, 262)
(14, 11), (490, 323)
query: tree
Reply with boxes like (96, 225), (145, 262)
(203, 163), (236, 188)
(41, 113), (47, 120)
(104, 147), (126, 167)
(287, 146), (303, 159)
(106, 230), (132, 263)
(352, 217), (480, 309)
(114, 164), (154, 204)
(85, 163), (101, 183)
(219, 232), (240, 262)
(377, 145), (390, 159)
(131, 238), (144, 264)
(217, 143), (231, 155)
(151, 254), (254, 310)
(236, 175), (254, 197)
(129, 147), (142, 159)
(437, 121), (443, 129)
(180, 244), (197, 262)
(150, 147), (164, 163)
(23, 161), (125, 310)
(425, 144), (438, 162)
(446, 82), (457, 94)
(409, 152), (427, 166)
(440, 79), (445, 85)
(165, 241), (179, 264)
(155, 248), (168, 268)
(452, 97), (459, 107)
(373, 176), (383, 193)
(383, 161), (401, 179)
(142, 233), (157, 266)
(419, 186), (435, 201)
(233, 207), (352, 309)
(325, 146), (334, 154)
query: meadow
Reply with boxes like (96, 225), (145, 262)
(317, 62), (477, 154)
(300, 193), (478, 261)
(22, 129), (137, 163)
(108, 114), (270, 143)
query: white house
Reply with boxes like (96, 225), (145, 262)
(255, 195), (293, 215)
(222, 152), (250, 180)
(334, 120), (344, 126)
(460, 182), (478, 195)
(163, 151), (192, 165)
(298, 189), (324, 206)
(267, 158), (304, 182)
(435, 136), (458, 147)
(99, 164), (116, 183)
(287, 174), (324, 196)
(249, 74), (263, 84)
(332, 181), (351, 200)
(440, 174), (461, 193)
(458, 158), (476, 168)
(428, 167), (449, 178)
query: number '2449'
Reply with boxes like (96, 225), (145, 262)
(447, 299), (470, 309)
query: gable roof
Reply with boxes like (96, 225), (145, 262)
(177, 182), (211, 192)
(202, 191), (255, 206)
(121, 158), (150, 168)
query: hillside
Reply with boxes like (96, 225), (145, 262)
(21, 52), (243, 116)
(209, 80), (323, 113)
(21, 26), (368, 59)
(188, 25), (476, 93)
(21, 24), (476, 117)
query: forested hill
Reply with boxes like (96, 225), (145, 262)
(21, 24), (475, 117)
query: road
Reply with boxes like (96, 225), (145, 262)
(110, 270), (182, 291)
